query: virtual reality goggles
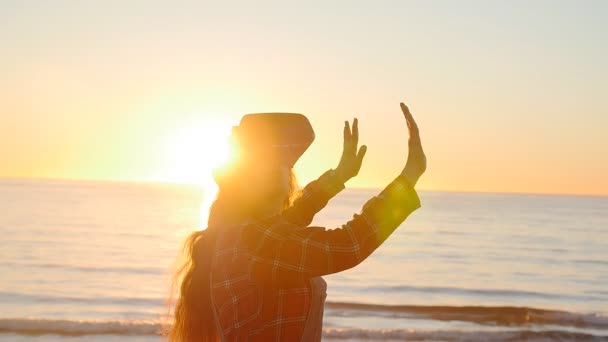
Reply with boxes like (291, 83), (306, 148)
(232, 113), (315, 167)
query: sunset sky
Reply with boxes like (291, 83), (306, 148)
(2, 1), (607, 196)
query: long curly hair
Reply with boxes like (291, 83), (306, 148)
(166, 167), (300, 341)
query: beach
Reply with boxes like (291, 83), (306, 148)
(1, 178), (607, 341)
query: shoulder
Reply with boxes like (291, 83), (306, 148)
(212, 223), (247, 252)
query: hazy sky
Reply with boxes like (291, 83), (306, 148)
(2, 0), (607, 195)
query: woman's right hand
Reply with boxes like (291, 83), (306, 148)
(399, 102), (427, 186)
(334, 118), (367, 184)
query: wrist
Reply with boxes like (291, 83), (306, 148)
(401, 170), (419, 187)
(331, 168), (349, 184)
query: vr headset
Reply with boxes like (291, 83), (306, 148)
(232, 113), (315, 167)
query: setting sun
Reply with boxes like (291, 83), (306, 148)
(158, 116), (234, 187)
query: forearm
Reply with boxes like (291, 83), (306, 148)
(305, 174), (421, 274)
(247, 175), (421, 281)
(357, 174), (421, 248)
(281, 169), (345, 227)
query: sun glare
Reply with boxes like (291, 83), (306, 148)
(159, 116), (236, 230)
(161, 117), (234, 188)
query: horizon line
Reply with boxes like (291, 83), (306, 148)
(1, 175), (607, 199)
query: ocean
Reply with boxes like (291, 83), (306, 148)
(1, 178), (607, 341)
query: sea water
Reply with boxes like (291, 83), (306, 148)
(1, 178), (607, 341)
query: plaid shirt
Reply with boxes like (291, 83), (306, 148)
(210, 170), (421, 341)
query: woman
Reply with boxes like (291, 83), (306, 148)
(169, 102), (426, 341)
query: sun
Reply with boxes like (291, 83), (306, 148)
(160, 117), (234, 188)
(158, 116), (240, 230)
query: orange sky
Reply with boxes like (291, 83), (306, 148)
(2, 1), (607, 196)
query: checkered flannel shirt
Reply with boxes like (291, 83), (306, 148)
(210, 169), (421, 341)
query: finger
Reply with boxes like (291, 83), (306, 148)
(400, 103), (412, 131)
(352, 118), (359, 147)
(344, 120), (352, 142)
(343, 121), (351, 151)
(356, 145), (367, 165)
(343, 121), (349, 140)
(401, 102), (419, 133)
(400, 102), (419, 137)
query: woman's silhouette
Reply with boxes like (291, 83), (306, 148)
(169, 102), (426, 341)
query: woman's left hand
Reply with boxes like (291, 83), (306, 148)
(334, 118), (367, 183)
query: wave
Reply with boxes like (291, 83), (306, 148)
(1, 318), (607, 341)
(15, 262), (165, 275)
(334, 283), (606, 302)
(323, 327), (608, 341)
(325, 302), (608, 330)
(3, 288), (606, 331)
(0, 291), (163, 307)
(572, 258), (608, 266)
(0, 318), (161, 336)
(2, 290), (607, 331)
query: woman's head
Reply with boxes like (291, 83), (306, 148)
(210, 157), (300, 224)
(211, 112), (313, 219)
(240, 163), (295, 218)
(209, 119), (304, 225)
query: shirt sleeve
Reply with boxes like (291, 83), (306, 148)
(243, 174), (421, 283)
(280, 169), (346, 227)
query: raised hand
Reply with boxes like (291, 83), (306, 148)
(400, 102), (427, 186)
(334, 118), (367, 183)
